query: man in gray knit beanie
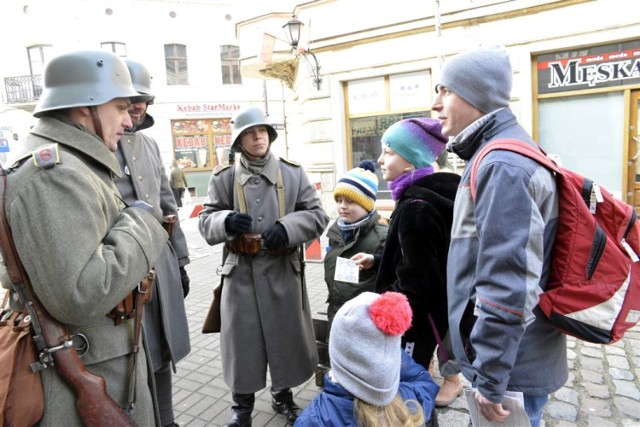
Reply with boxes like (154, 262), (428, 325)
(433, 45), (567, 427)
(439, 44), (512, 114)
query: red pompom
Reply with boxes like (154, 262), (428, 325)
(368, 292), (412, 336)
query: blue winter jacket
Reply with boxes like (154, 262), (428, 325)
(294, 351), (439, 426)
(447, 108), (568, 403)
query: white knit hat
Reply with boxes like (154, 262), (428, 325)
(329, 292), (413, 406)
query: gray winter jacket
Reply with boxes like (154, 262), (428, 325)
(115, 113), (191, 370)
(447, 108), (568, 403)
(199, 152), (329, 393)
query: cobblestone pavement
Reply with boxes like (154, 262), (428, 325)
(173, 215), (640, 427)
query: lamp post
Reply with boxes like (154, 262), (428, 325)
(282, 16), (321, 90)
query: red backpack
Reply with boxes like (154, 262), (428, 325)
(471, 139), (640, 344)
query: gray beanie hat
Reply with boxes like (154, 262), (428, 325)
(329, 291), (413, 406)
(438, 45), (512, 113)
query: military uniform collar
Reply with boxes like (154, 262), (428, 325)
(235, 152), (279, 184)
(30, 116), (122, 177)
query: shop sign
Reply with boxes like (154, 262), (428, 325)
(537, 39), (640, 94)
(175, 103), (241, 118)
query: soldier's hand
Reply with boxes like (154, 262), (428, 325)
(262, 222), (288, 249)
(225, 212), (252, 235)
(179, 266), (190, 298)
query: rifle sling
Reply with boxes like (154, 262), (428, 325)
(128, 271), (154, 411)
(233, 161), (306, 311)
(234, 161), (285, 218)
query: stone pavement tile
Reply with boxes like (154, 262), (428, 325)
(175, 215), (640, 426)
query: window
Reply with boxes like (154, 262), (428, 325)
(538, 92), (624, 198)
(23, 44), (51, 100)
(27, 45), (51, 77)
(346, 71), (433, 199)
(171, 118), (233, 170)
(165, 44), (189, 85)
(349, 112), (429, 199)
(101, 42), (127, 57)
(220, 45), (242, 85)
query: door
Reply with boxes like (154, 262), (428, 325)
(627, 91), (640, 214)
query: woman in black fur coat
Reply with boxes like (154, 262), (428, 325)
(374, 118), (460, 377)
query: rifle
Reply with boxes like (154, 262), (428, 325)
(0, 172), (137, 426)
(299, 243), (307, 310)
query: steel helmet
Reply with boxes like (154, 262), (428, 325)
(33, 50), (139, 118)
(230, 106), (278, 152)
(125, 59), (155, 105)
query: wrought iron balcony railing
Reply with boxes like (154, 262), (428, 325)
(4, 74), (42, 103)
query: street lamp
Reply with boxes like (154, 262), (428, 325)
(282, 16), (321, 90)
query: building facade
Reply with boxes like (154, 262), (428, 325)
(237, 0), (640, 215)
(2, 0), (639, 212)
(0, 0), (296, 196)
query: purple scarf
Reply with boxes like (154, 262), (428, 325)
(388, 166), (434, 201)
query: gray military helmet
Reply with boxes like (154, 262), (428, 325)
(230, 106), (278, 152)
(125, 59), (155, 105)
(33, 50), (139, 118)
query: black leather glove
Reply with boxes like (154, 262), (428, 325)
(130, 200), (154, 213)
(224, 212), (252, 235)
(262, 222), (288, 249)
(179, 266), (190, 298)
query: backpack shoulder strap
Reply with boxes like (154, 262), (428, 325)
(470, 138), (560, 201)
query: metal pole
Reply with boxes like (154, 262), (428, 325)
(263, 80), (269, 116)
(435, 0), (444, 69)
(281, 82), (289, 159)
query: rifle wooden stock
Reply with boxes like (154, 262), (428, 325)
(35, 315), (137, 426)
(0, 174), (136, 426)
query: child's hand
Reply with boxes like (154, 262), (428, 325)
(351, 253), (374, 270)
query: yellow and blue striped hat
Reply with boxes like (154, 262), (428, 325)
(334, 160), (379, 212)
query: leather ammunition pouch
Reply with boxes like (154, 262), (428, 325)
(226, 233), (262, 255)
(108, 270), (155, 325)
(226, 233), (296, 256)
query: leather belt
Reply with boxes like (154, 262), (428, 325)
(225, 233), (296, 256)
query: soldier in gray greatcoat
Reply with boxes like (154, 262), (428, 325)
(199, 106), (329, 426)
(2, 50), (167, 426)
(114, 59), (191, 427)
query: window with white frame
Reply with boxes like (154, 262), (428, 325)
(220, 45), (242, 85)
(346, 70), (433, 199)
(100, 42), (127, 57)
(165, 44), (189, 85)
(27, 44), (52, 76)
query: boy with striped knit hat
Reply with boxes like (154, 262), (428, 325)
(323, 160), (389, 336)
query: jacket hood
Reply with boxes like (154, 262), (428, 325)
(401, 172), (460, 213)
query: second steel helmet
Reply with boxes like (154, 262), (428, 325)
(125, 59), (155, 104)
(230, 106), (278, 152)
(33, 50), (139, 118)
